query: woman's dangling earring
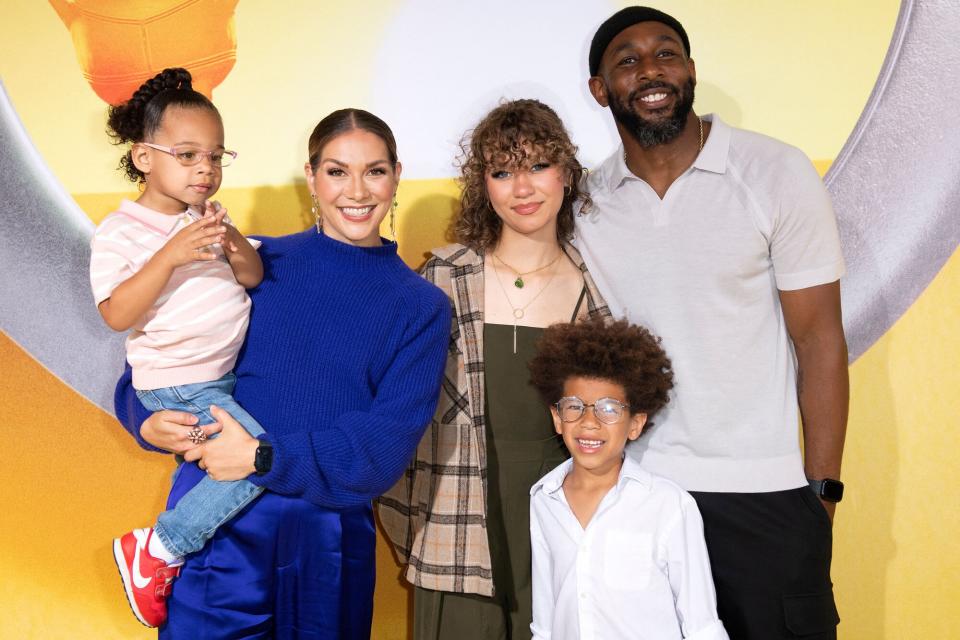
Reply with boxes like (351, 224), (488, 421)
(390, 197), (398, 240)
(311, 193), (322, 233)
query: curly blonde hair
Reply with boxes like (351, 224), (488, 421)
(452, 99), (590, 251)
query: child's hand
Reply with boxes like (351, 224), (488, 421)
(221, 223), (246, 254)
(156, 215), (226, 269)
(204, 201), (246, 253)
(202, 200), (223, 218)
(207, 203), (262, 287)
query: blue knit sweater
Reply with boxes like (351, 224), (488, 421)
(115, 229), (450, 509)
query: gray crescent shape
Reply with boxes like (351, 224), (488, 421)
(0, 80), (125, 414)
(825, 0), (960, 362)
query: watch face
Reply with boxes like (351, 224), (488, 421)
(255, 444), (273, 475)
(820, 479), (844, 502)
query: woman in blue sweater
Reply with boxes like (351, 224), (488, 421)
(114, 108), (450, 639)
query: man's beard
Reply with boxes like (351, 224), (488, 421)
(609, 77), (695, 148)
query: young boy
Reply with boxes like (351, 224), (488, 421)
(527, 318), (729, 640)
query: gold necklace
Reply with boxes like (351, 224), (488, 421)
(624, 116), (703, 165)
(489, 256), (560, 354)
(492, 251), (563, 289)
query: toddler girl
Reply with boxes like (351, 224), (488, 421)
(89, 67), (264, 628)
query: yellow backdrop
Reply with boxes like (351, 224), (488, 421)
(1, 1), (958, 638)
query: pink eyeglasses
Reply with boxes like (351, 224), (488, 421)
(139, 142), (238, 167)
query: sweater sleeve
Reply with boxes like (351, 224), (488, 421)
(247, 286), (451, 508)
(114, 364), (166, 453)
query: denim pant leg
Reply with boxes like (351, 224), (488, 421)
(137, 373), (266, 557)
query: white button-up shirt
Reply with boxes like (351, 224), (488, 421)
(530, 457), (729, 640)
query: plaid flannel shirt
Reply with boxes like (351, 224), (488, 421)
(378, 241), (611, 596)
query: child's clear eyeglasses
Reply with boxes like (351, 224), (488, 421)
(140, 142), (238, 167)
(554, 397), (631, 424)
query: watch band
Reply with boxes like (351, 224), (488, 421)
(808, 477), (844, 503)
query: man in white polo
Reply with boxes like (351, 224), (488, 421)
(574, 7), (849, 639)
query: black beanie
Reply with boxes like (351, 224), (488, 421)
(589, 6), (691, 76)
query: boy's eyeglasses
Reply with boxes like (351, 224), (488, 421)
(554, 396), (631, 424)
(140, 142), (238, 167)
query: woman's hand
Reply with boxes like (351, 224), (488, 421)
(182, 405), (259, 481)
(140, 410), (223, 455)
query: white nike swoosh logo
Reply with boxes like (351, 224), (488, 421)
(132, 529), (152, 590)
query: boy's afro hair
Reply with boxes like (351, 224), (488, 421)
(529, 317), (674, 427)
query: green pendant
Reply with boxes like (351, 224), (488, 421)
(514, 277), (524, 289)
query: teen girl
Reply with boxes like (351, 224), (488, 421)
(380, 99), (612, 638)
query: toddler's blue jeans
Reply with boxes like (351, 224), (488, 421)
(136, 372), (265, 558)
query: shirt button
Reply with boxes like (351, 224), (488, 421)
(580, 593), (588, 600)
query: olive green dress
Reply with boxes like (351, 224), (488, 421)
(414, 292), (585, 640)
(482, 323), (569, 637)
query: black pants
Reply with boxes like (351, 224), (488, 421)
(689, 488), (839, 640)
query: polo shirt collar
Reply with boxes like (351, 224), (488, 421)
(692, 113), (729, 174)
(531, 454), (652, 499)
(118, 199), (196, 236)
(605, 144), (634, 190)
(600, 112), (731, 190)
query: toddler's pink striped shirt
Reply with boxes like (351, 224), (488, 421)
(90, 199), (261, 390)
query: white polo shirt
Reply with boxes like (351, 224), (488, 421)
(530, 457), (729, 640)
(90, 200), (260, 391)
(574, 115), (844, 493)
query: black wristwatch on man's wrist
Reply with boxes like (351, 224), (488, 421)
(254, 440), (274, 476)
(808, 477), (844, 503)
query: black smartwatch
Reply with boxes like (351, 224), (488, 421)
(808, 477), (844, 503)
(254, 441), (274, 476)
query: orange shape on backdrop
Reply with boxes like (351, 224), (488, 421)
(50, 0), (239, 104)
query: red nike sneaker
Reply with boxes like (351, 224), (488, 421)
(112, 528), (182, 627)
